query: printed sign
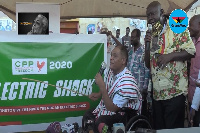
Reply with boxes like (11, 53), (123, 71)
(0, 42), (104, 127)
(169, 9), (188, 34)
(12, 58), (47, 75)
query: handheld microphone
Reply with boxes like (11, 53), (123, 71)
(94, 61), (107, 85)
(98, 61), (107, 75)
(146, 24), (152, 51)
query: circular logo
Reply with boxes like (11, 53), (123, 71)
(169, 9), (188, 34)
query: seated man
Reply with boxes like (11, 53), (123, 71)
(82, 45), (142, 133)
(27, 14), (48, 35)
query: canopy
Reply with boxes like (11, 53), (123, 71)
(0, 0), (198, 22)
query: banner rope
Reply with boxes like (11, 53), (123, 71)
(22, 78), (88, 97)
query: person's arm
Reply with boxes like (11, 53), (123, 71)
(89, 92), (102, 101)
(108, 31), (123, 46)
(191, 87), (200, 111)
(190, 69), (200, 124)
(170, 50), (194, 61)
(101, 88), (121, 112)
(191, 70), (200, 111)
(190, 84), (200, 126)
(95, 73), (120, 112)
(157, 30), (195, 68)
(157, 50), (194, 68)
(89, 68), (109, 101)
(112, 80), (140, 111)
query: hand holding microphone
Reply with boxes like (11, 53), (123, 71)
(93, 62), (107, 91)
(89, 62), (106, 100)
(98, 61), (107, 76)
(145, 24), (152, 51)
(93, 61), (107, 85)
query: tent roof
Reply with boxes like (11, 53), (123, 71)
(0, 0), (198, 22)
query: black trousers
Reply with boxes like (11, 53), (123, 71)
(82, 108), (123, 132)
(141, 93), (147, 116)
(193, 109), (200, 127)
(153, 94), (186, 130)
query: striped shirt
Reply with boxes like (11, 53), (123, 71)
(93, 67), (142, 118)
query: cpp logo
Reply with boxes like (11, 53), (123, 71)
(15, 61), (34, 67)
(169, 9), (188, 34)
(12, 58), (47, 75)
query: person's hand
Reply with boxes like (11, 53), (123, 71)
(27, 30), (33, 35)
(140, 89), (147, 100)
(95, 73), (106, 93)
(195, 79), (200, 87)
(189, 108), (196, 127)
(89, 92), (101, 101)
(107, 31), (113, 37)
(157, 53), (173, 69)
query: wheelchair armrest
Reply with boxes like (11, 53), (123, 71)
(120, 107), (137, 114)
(118, 107), (138, 124)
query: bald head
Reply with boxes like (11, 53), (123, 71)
(190, 14), (200, 23)
(147, 1), (161, 11)
(116, 45), (128, 65)
(146, 1), (163, 26)
(189, 14), (200, 39)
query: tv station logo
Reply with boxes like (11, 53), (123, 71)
(169, 9), (188, 34)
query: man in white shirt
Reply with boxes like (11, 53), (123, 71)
(82, 45), (142, 133)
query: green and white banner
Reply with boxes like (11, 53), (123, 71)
(0, 32), (107, 132)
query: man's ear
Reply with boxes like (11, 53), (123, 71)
(160, 9), (166, 25)
(160, 9), (164, 16)
(121, 57), (126, 65)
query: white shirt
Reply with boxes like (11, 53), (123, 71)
(93, 67), (142, 118)
(191, 70), (200, 111)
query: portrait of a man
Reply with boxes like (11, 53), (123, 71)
(18, 13), (49, 35)
(27, 14), (48, 35)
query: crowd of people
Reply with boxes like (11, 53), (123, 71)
(81, 1), (200, 133)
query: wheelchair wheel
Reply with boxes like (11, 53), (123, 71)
(125, 115), (152, 131)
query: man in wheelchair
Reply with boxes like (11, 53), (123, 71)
(82, 45), (142, 133)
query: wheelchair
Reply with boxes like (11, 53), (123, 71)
(82, 107), (152, 132)
(119, 107), (152, 131)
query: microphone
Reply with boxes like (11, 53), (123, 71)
(98, 61), (107, 75)
(94, 61), (107, 85)
(146, 24), (152, 51)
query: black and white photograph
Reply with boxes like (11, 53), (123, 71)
(18, 12), (49, 35)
